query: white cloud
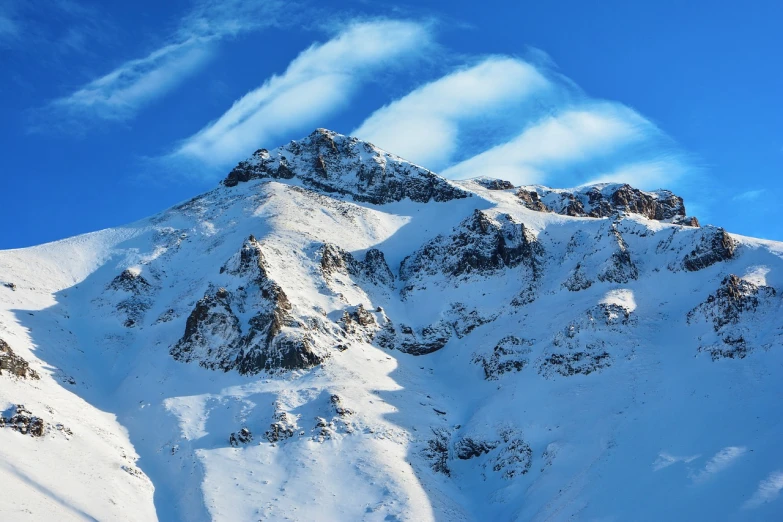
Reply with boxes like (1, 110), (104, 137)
(733, 189), (766, 201)
(689, 446), (747, 484)
(48, 0), (284, 122)
(351, 57), (550, 169)
(744, 470), (783, 509)
(441, 103), (652, 184)
(652, 452), (700, 472)
(173, 19), (431, 167)
(347, 46), (695, 191)
(0, 14), (19, 42)
(585, 157), (690, 191)
(52, 38), (216, 121)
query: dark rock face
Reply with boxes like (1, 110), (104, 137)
(0, 339), (39, 379)
(687, 275), (777, 360)
(597, 228), (639, 284)
(447, 302), (497, 338)
(400, 210), (543, 282)
(492, 430), (533, 479)
(330, 394), (354, 417)
(563, 263), (593, 291)
(517, 184), (698, 225)
(319, 244), (394, 287)
(265, 406), (297, 443)
(229, 427), (253, 447)
(516, 189), (550, 212)
(473, 336), (532, 380)
(223, 129), (470, 205)
(171, 288), (243, 370)
(171, 237), (322, 374)
(109, 269), (153, 328)
(109, 269), (151, 293)
(474, 178), (515, 190)
(398, 320), (453, 355)
(424, 428), (452, 476)
(683, 227), (737, 271)
(0, 405), (45, 437)
(455, 437), (498, 460)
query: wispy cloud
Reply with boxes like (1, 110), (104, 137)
(689, 446), (747, 484)
(442, 103), (653, 183)
(0, 2), (20, 46)
(351, 57), (551, 170)
(173, 19), (432, 167)
(45, 0), (285, 123)
(744, 470), (783, 509)
(351, 49), (695, 191)
(733, 188), (766, 201)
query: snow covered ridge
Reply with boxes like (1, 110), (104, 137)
(1, 129), (783, 521)
(223, 128), (470, 204)
(514, 183), (700, 226)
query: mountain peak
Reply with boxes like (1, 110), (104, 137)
(222, 129), (470, 205)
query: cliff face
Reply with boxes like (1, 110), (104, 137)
(1, 130), (782, 522)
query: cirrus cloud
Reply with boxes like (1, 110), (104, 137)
(173, 19), (433, 167)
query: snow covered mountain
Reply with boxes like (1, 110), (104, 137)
(1, 129), (782, 521)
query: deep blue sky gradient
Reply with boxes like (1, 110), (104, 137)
(1, 0), (780, 248)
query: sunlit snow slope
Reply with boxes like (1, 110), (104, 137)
(1, 129), (782, 521)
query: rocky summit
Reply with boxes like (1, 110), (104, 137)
(1, 130), (782, 521)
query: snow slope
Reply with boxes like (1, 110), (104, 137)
(1, 129), (782, 521)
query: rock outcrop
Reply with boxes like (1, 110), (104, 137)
(682, 227), (737, 271)
(0, 339), (39, 380)
(0, 405), (45, 437)
(319, 244), (394, 287)
(517, 183), (698, 225)
(400, 210), (543, 284)
(687, 275), (777, 359)
(223, 129), (470, 205)
(171, 237), (322, 374)
(472, 336), (532, 380)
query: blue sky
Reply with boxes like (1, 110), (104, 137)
(1, 0), (781, 249)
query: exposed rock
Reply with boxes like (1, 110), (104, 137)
(516, 184), (698, 225)
(400, 210), (543, 284)
(423, 428), (452, 476)
(446, 302), (497, 338)
(173, 238), (323, 374)
(330, 394), (354, 417)
(170, 288), (243, 371)
(0, 339), (39, 380)
(474, 178), (515, 190)
(687, 275), (777, 360)
(3, 282), (17, 291)
(229, 427), (253, 447)
(223, 129), (470, 204)
(539, 303), (632, 377)
(455, 437), (498, 460)
(540, 346), (611, 377)
(265, 406), (297, 443)
(0, 405), (45, 437)
(398, 320), (453, 355)
(597, 228), (639, 284)
(563, 263), (593, 291)
(109, 269), (153, 328)
(516, 189), (551, 212)
(319, 243), (394, 287)
(472, 336), (532, 380)
(682, 227), (737, 272)
(492, 430), (532, 479)
(312, 417), (335, 442)
(341, 304), (377, 333)
(109, 269), (151, 293)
